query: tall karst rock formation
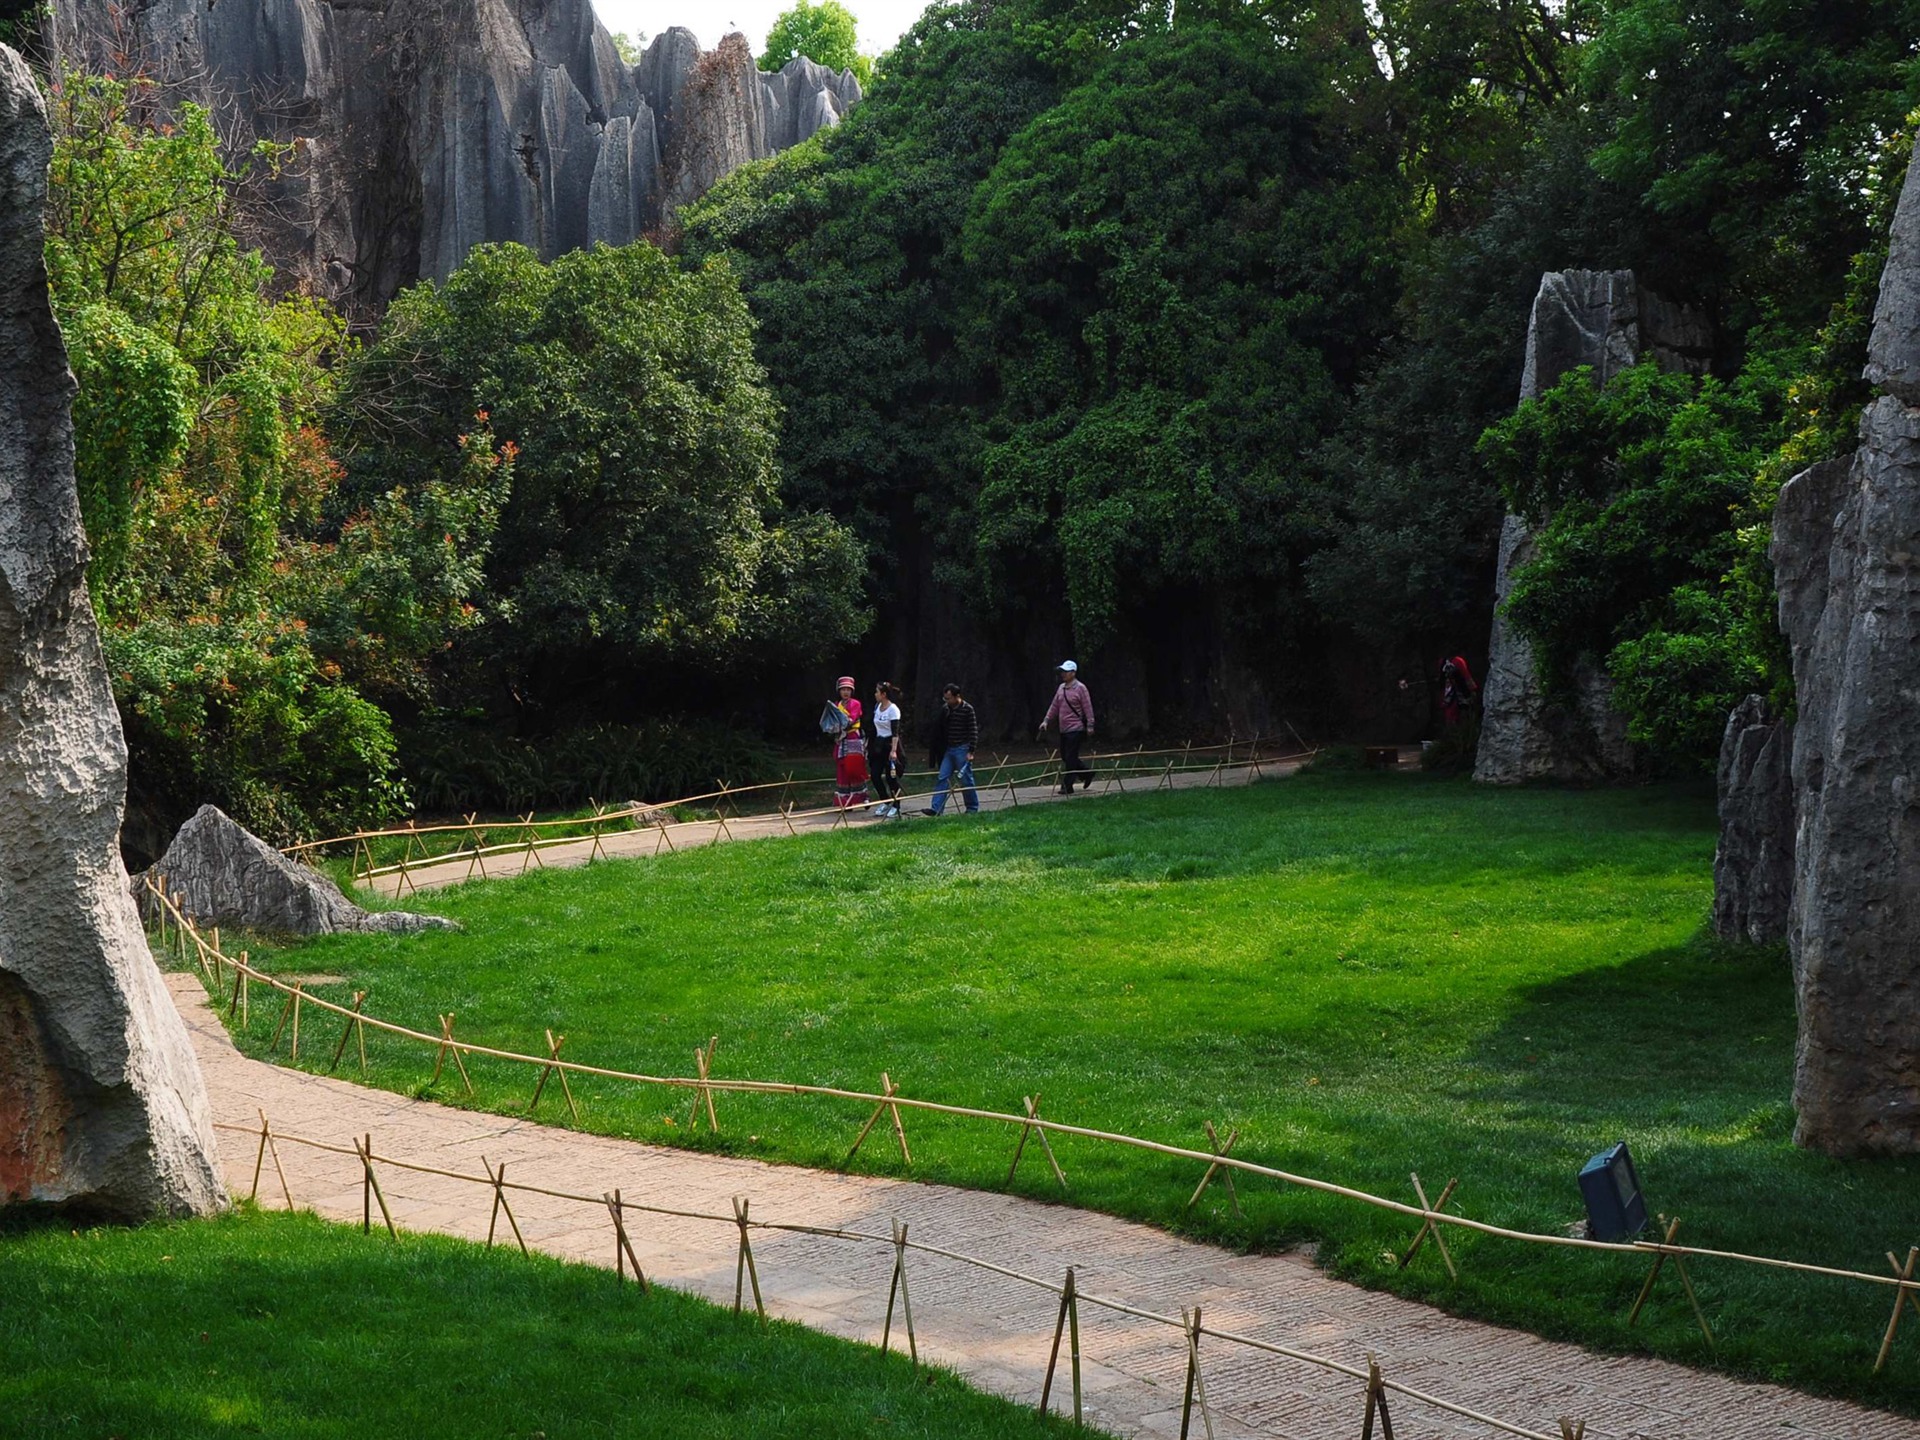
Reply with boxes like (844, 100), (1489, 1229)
(1475, 270), (1712, 785)
(52, 2), (859, 316)
(0, 43), (225, 1219)
(1737, 133), (1920, 1155)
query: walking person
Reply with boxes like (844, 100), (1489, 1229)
(827, 676), (870, 809)
(920, 683), (979, 816)
(1037, 660), (1095, 795)
(870, 681), (904, 817)
(1439, 654), (1478, 727)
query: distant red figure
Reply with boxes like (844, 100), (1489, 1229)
(1440, 655), (1478, 726)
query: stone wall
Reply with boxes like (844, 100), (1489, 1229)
(1474, 269), (1711, 785)
(52, 3), (860, 316)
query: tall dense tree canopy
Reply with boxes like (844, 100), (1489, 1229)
(760, 0), (871, 84)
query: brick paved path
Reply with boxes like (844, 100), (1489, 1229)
(171, 974), (1919, 1440)
(367, 751), (1317, 897)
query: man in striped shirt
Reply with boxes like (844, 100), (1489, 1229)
(921, 683), (980, 815)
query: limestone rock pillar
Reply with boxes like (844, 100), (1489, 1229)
(0, 45), (225, 1217)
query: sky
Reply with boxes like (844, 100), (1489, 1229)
(589, 0), (926, 63)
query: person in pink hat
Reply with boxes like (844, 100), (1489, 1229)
(828, 676), (870, 809)
(1038, 660), (1096, 794)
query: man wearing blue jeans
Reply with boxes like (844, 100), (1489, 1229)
(922, 682), (980, 815)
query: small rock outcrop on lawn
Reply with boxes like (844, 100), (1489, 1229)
(140, 806), (457, 937)
(0, 45), (224, 1220)
(1710, 694), (1795, 945)
(1475, 269), (1712, 785)
(1774, 134), (1920, 1152)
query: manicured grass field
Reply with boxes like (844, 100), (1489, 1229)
(0, 1207), (1090, 1439)
(217, 766), (1920, 1409)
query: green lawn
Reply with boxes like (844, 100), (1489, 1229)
(0, 1207), (1086, 1439)
(213, 766), (1920, 1410)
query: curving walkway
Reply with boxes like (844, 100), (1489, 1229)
(170, 972), (1920, 1440)
(364, 750), (1319, 897)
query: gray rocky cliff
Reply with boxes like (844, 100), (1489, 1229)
(52, 4), (859, 316)
(1474, 269), (1711, 785)
(1770, 134), (1920, 1154)
(0, 44), (225, 1219)
(1711, 694), (1794, 945)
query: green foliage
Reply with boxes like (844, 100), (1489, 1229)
(760, 0), (871, 86)
(221, 775), (1920, 1408)
(962, 24), (1404, 642)
(1477, 358), (1782, 765)
(402, 720), (779, 813)
(610, 28), (647, 64)
(1581, 0), (1920, 332)
(47, 70), (510, 845)
(332, 241), (864, 713)
(1, 1209), (1073, 1439)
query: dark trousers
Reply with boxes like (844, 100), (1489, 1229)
(1059, 730), (1093, 793)
(872, 736), (902, 800)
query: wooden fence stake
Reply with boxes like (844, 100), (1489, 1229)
(688, 1036), (720, 1132)
(587, 802), (608, 864)
(520, 812), (544, 870)
(355, 1134), (396, 1238)
(1398, 1173), (1459, 1279)
(1557, 1420), (1587, 1440)
(269, 986), (297, 1053)
(605, 1189), (649, 1292)
(732, 1196), (765, 1321)
(289, 984), (304, 1061)
(432, 1014), (475, 1094)
(249, 1108), (294, 1210)
(240, 967), (248, 1028)
(1627, 1216), (1716, 1351)
(463, 814), (488, 882)
(529, 1029), (579, 1121)
(846, 1071), (911, 1167)
(482, 1157), (527, 1254)
(882, 1218), (918, 1365)
(328, 991), (368, 1073)
(1179, 1306), (1214, 1440)
(1875, 1245), (1920, 1374)
(1183, 1121), (1242, 1217)
(1006, 1094), (1068, 1190)
(1361, 1354), (1395, 1440)
(1040, 1265), (1082, 1425)
(226, 958), (244, 1017)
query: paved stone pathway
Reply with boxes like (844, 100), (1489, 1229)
(171, 974), (1919, 1440)
(366, 750), (1318, 897)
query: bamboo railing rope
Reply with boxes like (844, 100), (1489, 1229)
(281, 738), (1313, 881)
(160, 883), (1920, 1307)
(206, 1117), (1567, 1440)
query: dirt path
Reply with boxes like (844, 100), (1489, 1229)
(365, 752), (1316, 898)
(170, 973), (1919, 1440)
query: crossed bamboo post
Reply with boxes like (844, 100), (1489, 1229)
(1040, 1265), (1082, 1426)
(688, 1036), (720, 1132)
(882, 1217), (917, 1364)
(1875, 1245), (1920, 1373)
(248, 1108), (293, 1210)
(1397, 1172), (1459, 1279)
(482, 1156), (527, 1254)
(1627, 1215), (1715, 1351)
(1183, 1121), (1241, 1217)
(1360, 1354), (1395, 1440)
(1179, 1305), (1214, 1440)
(431, 1013), (474, 1094)
(605, 1189), (648, 1291)
(1006, 1093), (1067, 1190)
(528, 1029), (579, 1121)
(355, 1134), (396, 1238)
(845, 1071), (911, 1168)
(327, 990), (369, 1075)
(733, 1196), (765, 1320)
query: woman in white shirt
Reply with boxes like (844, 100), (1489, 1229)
(870, 681), (904, 816)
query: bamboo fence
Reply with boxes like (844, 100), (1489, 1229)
(215, 1112), (1584, 1440)
(144, 878), (1920, 1379)
(279, 735), (1314, 889)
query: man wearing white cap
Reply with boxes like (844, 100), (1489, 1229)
(1038, 661), (1096, 795)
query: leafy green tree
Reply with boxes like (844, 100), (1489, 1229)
(610, 29), (647, 65)
(760, 0), (871, 85)
(959, 24), (1406, 646)
(332, 241), (865, 717)
(46, 70), (509, 847)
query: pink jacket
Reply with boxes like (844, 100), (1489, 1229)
(1043, 680), (1095, 734)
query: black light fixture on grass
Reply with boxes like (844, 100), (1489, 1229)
(1578, 1141), (1648, 1242)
